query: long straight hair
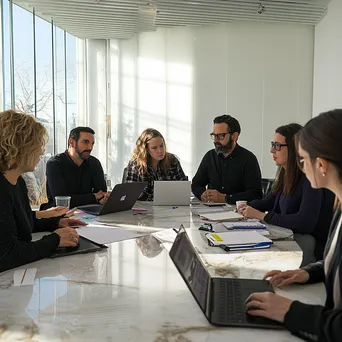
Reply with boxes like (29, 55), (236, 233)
(272, 123), (303, 195)
(298, 109), (342, 207)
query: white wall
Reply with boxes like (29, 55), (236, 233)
(313, 0), (342, 116)
(81, 21), (314, 184)
(192, 22), (314, 178)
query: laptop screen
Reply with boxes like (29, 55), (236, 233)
(169, 227), (210, 312)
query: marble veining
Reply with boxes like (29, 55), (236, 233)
(0, 202), (326, 341)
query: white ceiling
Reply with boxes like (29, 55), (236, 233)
(14, 0), (331, 39)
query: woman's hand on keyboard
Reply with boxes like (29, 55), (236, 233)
(245, 292), (292, 323)
(263, 269), (310, 288)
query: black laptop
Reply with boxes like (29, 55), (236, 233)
(78, 182), (147, 216)
(169, 226), (283, 329)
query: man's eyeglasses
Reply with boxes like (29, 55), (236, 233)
(271, 141), (288, 151)
(210, 132), (231, 141)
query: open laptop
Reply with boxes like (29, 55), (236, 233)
(78, 182), (147, 216)
(153, 181), (191, 206)
(169, 226), (283, 329)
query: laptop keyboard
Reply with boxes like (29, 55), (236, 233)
(217, 279), (246, 323)
(211, 278), (283, 328)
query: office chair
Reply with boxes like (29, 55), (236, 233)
(122, 167), (128, 183)
(261, 178), (274, 198)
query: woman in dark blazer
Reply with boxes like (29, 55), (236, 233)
(240, 123), (334, 264)
(245, 109), (342, 341)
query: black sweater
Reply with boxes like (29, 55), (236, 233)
(191, 145), (262, 203)
(43, 151), (107, 209)
(0, 174), (60, 273)
(284, 209), (342, 342)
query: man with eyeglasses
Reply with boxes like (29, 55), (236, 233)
(192, 114), (262, 204)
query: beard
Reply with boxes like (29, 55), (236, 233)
(215, 136), (234, 155)
(76, 145), (92, 160)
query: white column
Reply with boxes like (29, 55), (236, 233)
(85, 39), (107, 169)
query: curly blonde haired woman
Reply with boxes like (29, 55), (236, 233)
(0, 110), (86, 272)
(123, 128), (188, 201)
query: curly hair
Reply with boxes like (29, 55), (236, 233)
(0, 110), (48, 173)
(131, 128), (170, 176)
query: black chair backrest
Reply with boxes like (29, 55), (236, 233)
(262, 178), (274, 198)
(122, 167), (128, 183)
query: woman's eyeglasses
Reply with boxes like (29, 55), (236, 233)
(271, 141), (288, 151)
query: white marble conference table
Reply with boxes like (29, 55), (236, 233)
(0, 203), (325, 341)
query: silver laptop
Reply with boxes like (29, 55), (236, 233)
(153, 181), (191, 206)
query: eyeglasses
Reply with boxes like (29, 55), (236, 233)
(210, 132), (231, 141)
(271, 141), (288, 151)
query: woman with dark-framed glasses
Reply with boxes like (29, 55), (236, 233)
(239, 123), (334, 265)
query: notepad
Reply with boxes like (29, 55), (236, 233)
(13, 268), (37, 286)
(223, 221), (267, 230)
(199, 211), (244, 222)
(206, 231), (272, 248)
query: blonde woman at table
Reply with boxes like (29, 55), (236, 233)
(0, 110), (86, 273)
(239, 123), (334, 265)
(245, 109), (342, 342)
(123, 128), (188, 201)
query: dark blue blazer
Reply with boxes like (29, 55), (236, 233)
(249, 175), (334, 245)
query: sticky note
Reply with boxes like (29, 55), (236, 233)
(211, 234), (223, 242)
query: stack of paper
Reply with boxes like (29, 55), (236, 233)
(199, 211), (244, 222)
(206, 231), (272, 251)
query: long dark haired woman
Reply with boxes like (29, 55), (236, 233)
(240, 123), (334, 264)
(246, 109), (342, 341)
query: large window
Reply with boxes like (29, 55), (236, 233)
(1, 0), (78, 155)
(1, 0), (11, 109)
(13, 4), (34, 114)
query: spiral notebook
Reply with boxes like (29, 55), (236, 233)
(223, 221), (267, 230)
(199, 211), (244, 222)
